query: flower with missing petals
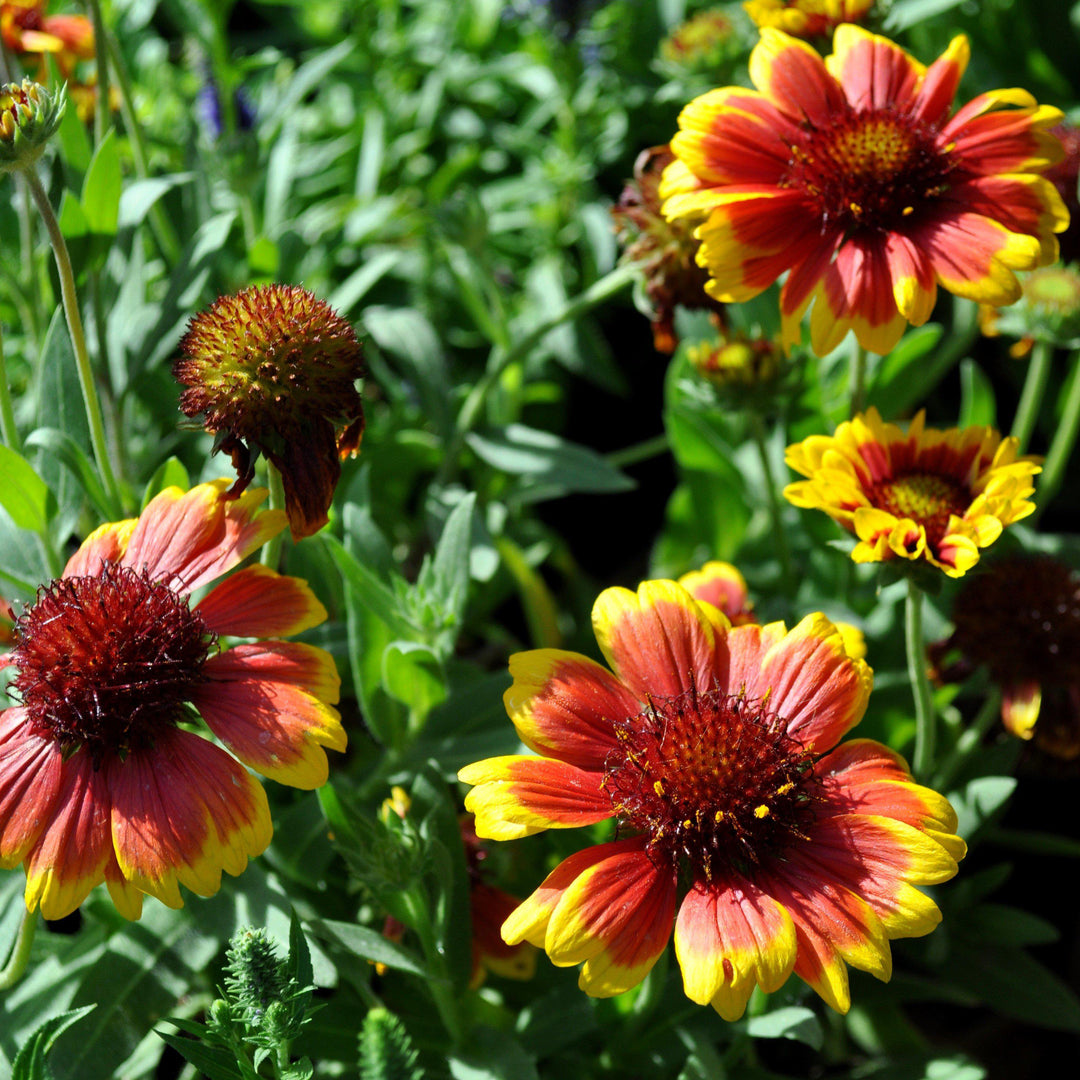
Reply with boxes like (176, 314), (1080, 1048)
(174, 285), (365, 540)
(661, 25), (1068, 355)
(459, 580), (964, 1017)
(0, 481), (346, 920)
(931, 555), (1080, 758)
(785, 408), (1040, 577)
(0, 78), (65, 173)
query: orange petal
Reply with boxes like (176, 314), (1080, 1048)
(109, 728), (272, 909)
(913, 35), (970, 125)
(0, 708), (63, 868)
(826, 24), (924, 110)
(63, 519), (137, 578)
(750, 28), (845, 127)
(504, 649), (636, 771)
(195, 564), (328, 637)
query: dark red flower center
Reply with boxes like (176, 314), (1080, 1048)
(602, 686), (821, 882)
(870, 471), (969, 550)
(782, 106), (954, 238)
(12, 564), (215, 764)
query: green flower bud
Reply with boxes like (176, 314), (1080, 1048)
(0, 80), (66, 175)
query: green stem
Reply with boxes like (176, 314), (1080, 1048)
(1033, 348), (1080, 521)
(399, 888), (464, 1047)
(605, 432), (669, 470)
(0, 324), (21, 450)
(434, 262), (640, 488)
(933, 690), (1002, 791)
(85, 0), (111, 145)
(260, 462), (288, 569)
(849, 343), (868, 417)
(907, 580), (937, 781)
(0, 907), (37, 992)
(750, 412), (794, 593)
(1010, 340), (1053, 453)
(24, 170), (123, 518)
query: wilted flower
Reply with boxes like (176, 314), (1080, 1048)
(931, 554), (1080, 758)
(611, 145), (725, 353)
(743, 0), (873, 39)
(174, 285), (365, 540)
(0, 78), (65, 174)
(0, 481), (346, 920)
(662, 25), (1067, 355)
(461, 580), (964, 1017)
(785, 408), (1040, 578)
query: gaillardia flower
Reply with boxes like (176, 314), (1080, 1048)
(784, 408), (1039, 577)
(175, 285), (365, 540)
(931, 555), (1080, 757)
(459, 581), (964, 1017)
(661, 25), (1068, 355)
(677, 560), (756, 624)
(743, 0), (873, 40)
(0, 481), (346, 920)
(1, 1), (94, 76)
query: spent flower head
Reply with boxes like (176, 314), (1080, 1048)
(175, 285), (365, 539)
(0, 78), (65, 174)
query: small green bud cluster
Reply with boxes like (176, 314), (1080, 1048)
(0, 80), (66, 175)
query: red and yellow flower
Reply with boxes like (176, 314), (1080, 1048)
(677, 560), (756, 625)
(661, 24), (1068, 355)
(0, 481), (346, 920)
(743, 1), (873, 40)
(785, 408), (1039, 577)
(1, 2), (93, 76)
(459, 580), (964, 1017)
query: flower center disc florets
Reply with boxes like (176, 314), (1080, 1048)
(784, 106), (953, 237)
(872, 471), (968, 548)
(602, 686), (821, 881)
(12, 564), (215, 763)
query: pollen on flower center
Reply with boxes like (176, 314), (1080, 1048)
(872, 472), (968, 547)
(602, 685), (820, 881)
(12, 564), (215, 763)
(783, 108), (953, 235)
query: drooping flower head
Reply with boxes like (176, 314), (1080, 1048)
(0, 78), (64, 174)
(743, 0), (873, 40)
(174, 285), (365, 540)
(0, 481), (346, 920)
(661, 25), (1068, 355)
(459, 580), (964, 1017)
(931, 555), (1080, 757)
(611, 145), (725, 354)
(784, 408), (1040, 577)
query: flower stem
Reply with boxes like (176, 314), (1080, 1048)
(750, 413), (794, 593)
(849, 343), (868, 416)
(85, 0), (112, 145)
(434, 261), (640, 488)
(1033, 347), (1080, 521)
(933, 689), (1002, 791)
(0, 325), (21, 451)
(260, 462), (287, 569)
(605, 431), (669, 470)
(0, 907), (37, 991)
(1010, 340), (1053, 454)
(24, 171), (123, 518)
(399, 888), (464, 1048)
(907, 580), (937, 781)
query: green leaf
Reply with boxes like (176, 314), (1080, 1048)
(357, 1008), (424, 1080)
(744, 1006), (823, 1048)
(0, 446), (54, 533)
(866, 324), (945, 417)
(54, 82), (93, 174)
(466, 424), (634, 501)
(448, 1027), (539, 1080)
(958, 359), (996, 429)
(949, 776), (1016, 839)
(24, 428), (111, 522)
(305, 920), (430, 979)
(118, 173), (195, 230)
(431, 492), (475, 621)
(382, 642), (447, 718)
(324, 535), (418, 640)
(12, 1007), (96, 1080)
(57, 189), (90, 241)
(961, 903), (1059, 947)
(156, 1031), (247, 1080)
(141, 457), (192, 508)
(81, 128), (122, 236)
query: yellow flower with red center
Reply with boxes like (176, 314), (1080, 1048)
(174, 285), (365, 540)
(661, 25), (1068, 356)
(459, 580), (965, 1017)
(743, 0), (873, 39)
(784, 408), (1039, 577)
(0, 481), (346, 920)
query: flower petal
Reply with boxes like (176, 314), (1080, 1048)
(750, 28), (845, 126)
(1002, 680), (1041, 739)
(592, 580), (721, 701)
(674, 876), (797, 1020)
(23, 751), (112, 920)
(913, 34), (970, 125)
(109, 728), (272, 909)
(826, 23), (924, 110)
(195, 565), (328, 638)
(195, 644), (345, 789)
(503, 649), (635, 770)
(121, 481), (286, 595)
(63, 519), (137, 578)
(0, 709), (63, 868)
(459, 756), (612, 840)
(545, 844), (677, 997)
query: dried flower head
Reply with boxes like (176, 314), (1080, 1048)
(0, 78), (65, 174)
(611, 145), (725, 354)
(175, 285), (365, 539)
